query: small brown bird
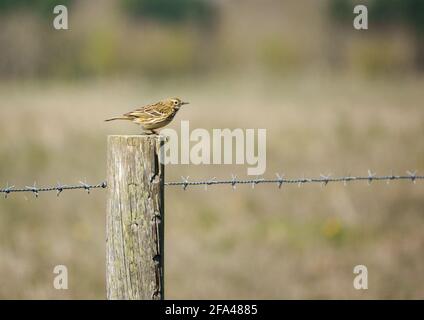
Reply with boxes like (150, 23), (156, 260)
(105, 97), (189, 134)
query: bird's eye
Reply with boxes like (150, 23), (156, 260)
(174, 101), (179, 105)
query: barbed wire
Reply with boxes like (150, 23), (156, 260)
(0, 171), (422, 197)
(0, 181), (107, 198)
(165, 170), (423, 190)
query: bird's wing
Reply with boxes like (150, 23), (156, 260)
(124, 102), (170, 121)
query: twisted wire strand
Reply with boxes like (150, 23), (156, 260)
(0, 171), (422, 196)
(165, 171), (423, 190)
(0, 181), (107, 198)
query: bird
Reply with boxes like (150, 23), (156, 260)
(105, 97), (189, 134)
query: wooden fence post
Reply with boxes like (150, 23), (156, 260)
(106, 135), (164, 300)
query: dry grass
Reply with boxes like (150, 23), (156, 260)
(0, 73), (423, 299)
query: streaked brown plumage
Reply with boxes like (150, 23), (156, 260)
(105, 97), (188, 133)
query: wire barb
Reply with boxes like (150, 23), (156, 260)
(181, 176), (190, 191)
(251, 176), (264, 189)
(231, 174), (237, 190)
(25, 182), (39, 198)
(79, 180), (92, 194)
(367, 169), (376, 185)
(204, 177), (216, 191)
(276, 173), (284, 189)
(320, 173), (332, 187)
(3, 182), (14, 199)
(407, 170), (417, 184)
(56, 182), (65, 197)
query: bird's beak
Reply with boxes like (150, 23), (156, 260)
(182, 102), (189, 105)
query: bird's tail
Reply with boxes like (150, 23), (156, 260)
(105, 116), (131, 122)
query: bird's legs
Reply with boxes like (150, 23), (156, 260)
(141, 129), (158, 135)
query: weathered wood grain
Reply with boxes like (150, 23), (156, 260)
(106, 135), (164, 300)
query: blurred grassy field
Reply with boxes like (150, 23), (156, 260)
(0, 73), (423, 299)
